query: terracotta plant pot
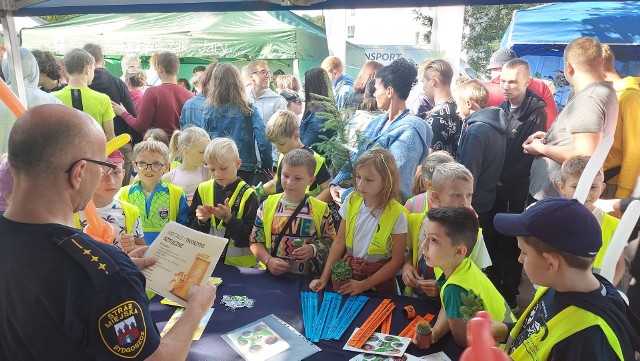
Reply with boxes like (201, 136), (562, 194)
(331, 278), (349, 292)
(414, 332), (432, 349)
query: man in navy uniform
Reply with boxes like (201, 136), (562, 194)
(0, 104), (216, 360)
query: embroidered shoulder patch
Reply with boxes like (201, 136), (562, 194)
(99, 301), (147, 358)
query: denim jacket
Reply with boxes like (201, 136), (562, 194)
(179, 94), (207, 129)
(204, 103), (273, 171)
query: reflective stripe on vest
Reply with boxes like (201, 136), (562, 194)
(262, 193), (327, 251)
(593, 213), (619, 273)
(407, 208), (429, 268)
(197, 179), (257, 267)
(275, 151), (325, 196)
(73, 200), (139, 234)
(119, 180), (182, 233)
(440, 258), (515, 323)
(345, 193), (407, 262)
(507, 286), (624, 360)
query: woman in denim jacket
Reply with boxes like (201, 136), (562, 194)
(203, 63), (273, 182)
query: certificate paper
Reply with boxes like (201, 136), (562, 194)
(142, 221), (228, 307)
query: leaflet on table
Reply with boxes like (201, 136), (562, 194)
(142, 221), (228, 307)
(161, 277), (223, 307)
(160, 308), (214, 340)
(420, 352), (452, 361)
(343, 329), (411, 357)
(222, 314), (320, 361)
(349, 352), (423, 361)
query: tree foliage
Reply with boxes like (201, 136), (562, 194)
(413, 5), (540, 77)
(301, 14), (325, 29)
(412, 9), (432, 44)
(41, 15), (79, 23)
(462, 4), (539, 77)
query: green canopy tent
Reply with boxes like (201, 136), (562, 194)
(20, 11), (366, 81)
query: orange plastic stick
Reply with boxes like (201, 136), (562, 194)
(380, 313), (392, 334)
(0, 80), (26, 117)
(348, 299), (395, 349)
(398, 313), (435, 337)
(399, 316), (425, 338)
(423, 313), (435, 324)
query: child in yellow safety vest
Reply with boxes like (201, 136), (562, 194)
(119, 140), (189, 244)
(250, 149), (336, 276)
(310, 148), (407, 296)
(493, 198), (640, 361)
(417, 207), (514, 349)
(404, 151), (454, 213)
(557, 155), (625, 285)
(189, 138), (259, 268)
(402, 163), (492, 299)
(76, 150), (146, 253)
(261, 110), (332, 202)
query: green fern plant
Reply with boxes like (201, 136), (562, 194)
(459, 289), (485, 322)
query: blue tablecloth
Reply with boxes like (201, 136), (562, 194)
(150, 264), (463, 360)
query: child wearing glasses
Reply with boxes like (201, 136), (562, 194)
(75, 150), (145, 253)
(119, 140), (189, 244)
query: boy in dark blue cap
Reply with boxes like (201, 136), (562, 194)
(491, 197), (640, 361)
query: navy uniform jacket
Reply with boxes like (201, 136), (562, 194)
(0, 216), (161, 360)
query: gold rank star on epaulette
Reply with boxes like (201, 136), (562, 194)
(53, 232), (121, 288)
(72, 239), (109, 275)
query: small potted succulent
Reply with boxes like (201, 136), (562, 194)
(413, 320), (432, 349)
(460, 289), (485, 322)
(331, 259), (352, 291)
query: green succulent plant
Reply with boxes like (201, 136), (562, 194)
(330, 259), (352, 282)
(415, 320), (432, 336)
(459, 289), (485, 322)
(292, 239), (304, 248)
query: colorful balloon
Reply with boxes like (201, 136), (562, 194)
(459, 311), (510, 361)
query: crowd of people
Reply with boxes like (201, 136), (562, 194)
(1, 36), (640, 360)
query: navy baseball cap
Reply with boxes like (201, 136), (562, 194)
(493, 198), (602, 257)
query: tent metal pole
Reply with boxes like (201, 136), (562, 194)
(293, 58), (299, 83)
(1, 9), (27, 106)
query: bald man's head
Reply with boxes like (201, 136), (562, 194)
(9, 104), (106, 181)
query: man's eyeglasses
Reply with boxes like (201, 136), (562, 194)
(251, 70), (271, 77)
(134, 161), (166, 172)
(65, 158), (117, 175)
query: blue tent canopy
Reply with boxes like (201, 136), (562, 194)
(501, 2), (640, 61)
